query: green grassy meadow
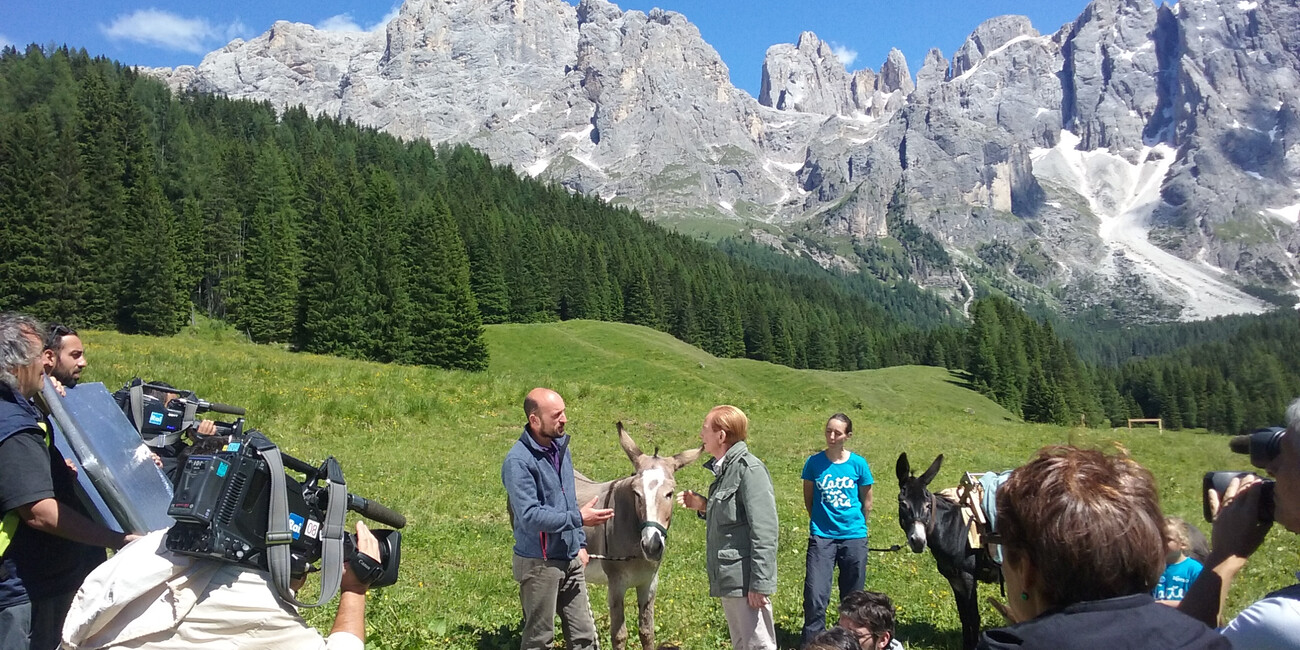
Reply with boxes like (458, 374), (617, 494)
(81, 320), (1299, 649)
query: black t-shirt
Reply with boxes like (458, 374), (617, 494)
(0, 407), (107, 605)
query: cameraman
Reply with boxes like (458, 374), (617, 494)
(62, 521), (381, 649)
(1178, 398), (1300, 645)
(120, 381), (218, 481)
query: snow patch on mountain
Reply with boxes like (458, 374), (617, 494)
(1031, 131), (1270, 320)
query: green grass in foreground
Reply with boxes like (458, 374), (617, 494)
(81, 320), (1299, 649)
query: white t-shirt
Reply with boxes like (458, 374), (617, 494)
(1220, 579), (1300, 649)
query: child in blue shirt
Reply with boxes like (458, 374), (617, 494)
(801, 413), (875, 645)
(1154, 516), (1203, 605)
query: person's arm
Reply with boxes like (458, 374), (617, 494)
(741, 462), (779, 599)
(17, 499), (133, 549)
(502, 457), (583, 534)
(1178, 475), (1270, 627)
(0, 431), (135, 549)
(803, 480), (814, 516)
(859, 483), (873, 522)
(328, 522), (380, 645)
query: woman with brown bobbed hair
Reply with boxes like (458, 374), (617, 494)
(977, 446), (1228, 650)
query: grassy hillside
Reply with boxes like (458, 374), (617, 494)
(81, 320), (1297, 649)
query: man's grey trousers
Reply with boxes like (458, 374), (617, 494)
(512, 554), (600, 650)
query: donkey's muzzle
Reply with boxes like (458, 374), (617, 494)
(641, 528), (665, 561)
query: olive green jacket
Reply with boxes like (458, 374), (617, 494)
(705, 441), (779, 598)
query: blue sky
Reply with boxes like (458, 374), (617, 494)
(3, 0), (1097, 97)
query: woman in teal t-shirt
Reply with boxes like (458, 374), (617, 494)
(800, 413), (874, 646)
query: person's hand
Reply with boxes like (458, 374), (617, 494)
(196, 420), (217, 436)
(1207, 474), (1272, 562)
(48, 376), (66, 397)
(676, 490), (705, 513)
(150, 452), (163, 469)
(579, 547), (590, 568)
(341, 521), (381, 594)
(580, 497), (614, 526)
(746, 591), (769, 609)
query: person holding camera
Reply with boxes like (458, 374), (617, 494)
(1179, 403), (1300, 646)
(0, 313), (136, 650)
(61, 521), (382, 649)
(114, 380), (219, 481)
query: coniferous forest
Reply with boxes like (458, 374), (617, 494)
(1, 45), (1298, 433)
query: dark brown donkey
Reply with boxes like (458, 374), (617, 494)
(896, 453), (1001, 650)
(576, 423), (701, 650)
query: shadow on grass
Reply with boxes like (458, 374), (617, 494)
(943, 369), (979, 392)
(453, 623), (521, 650)
(776, 622), (802, 649)
(896, 619), (964, 650)
(451, 624), (685, 650)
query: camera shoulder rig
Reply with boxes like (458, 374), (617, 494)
(257, 434), (349, 608)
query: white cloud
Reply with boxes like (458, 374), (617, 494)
(317, 14), (365, 32)
(0, 34), (14, 50)
(317, 4), (401, 33)
(100, 9), (245, 54)
(830, 43), (858, 68)
(371, 5), (401, 31)
(225, 19), (249, 42)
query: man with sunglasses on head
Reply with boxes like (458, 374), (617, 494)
(41, 324), (85, 389)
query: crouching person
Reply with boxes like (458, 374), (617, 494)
(61, 522), (382, 650)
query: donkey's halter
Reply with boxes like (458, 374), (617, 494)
(588, 478), (669, 562)
(641, 520), (669, 537)
(925, 489), (939, 537)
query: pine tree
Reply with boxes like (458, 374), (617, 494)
(297, 161), (373, 357)
(404, 196), (487, 370)
(362, 167), (413, 362)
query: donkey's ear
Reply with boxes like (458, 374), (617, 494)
(895, 453), (911, 485)
(919, 454), (944, 486)
(669, 446), (703, 470)
(617, 421), (644, 463)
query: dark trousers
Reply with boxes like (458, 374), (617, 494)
(512, 554), (600, 650)
(0, 601), (31, 650)
(0, 591), (75, 650)
(29, 592), (75, 650)
(801, 535), (867, 645)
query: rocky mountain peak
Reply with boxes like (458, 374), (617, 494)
(759, 31), (853, 115)
(877, 48), (914, 95)
(950, 15), (1039, 79)
(915, 48), (950, 93)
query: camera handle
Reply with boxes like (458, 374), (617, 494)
(258, 439), (348, 608)
(278, 452), (406, 530)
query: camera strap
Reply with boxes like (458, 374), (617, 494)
(260, 443), (348, 608)
(128, 383), (144, 433)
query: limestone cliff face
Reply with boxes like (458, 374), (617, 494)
(146, 0), (1300, 321)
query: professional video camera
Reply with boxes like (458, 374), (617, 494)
(1203, 426), (1282, 523)
(165, 429), (406, 607)
(112, 378), (247, 447)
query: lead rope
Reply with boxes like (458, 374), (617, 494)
(586, 478), (644, 562)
